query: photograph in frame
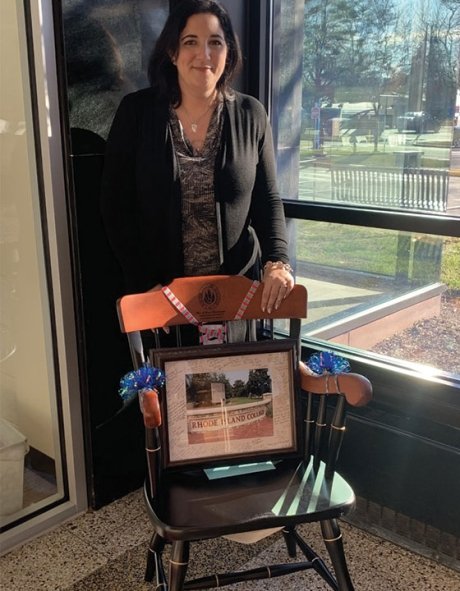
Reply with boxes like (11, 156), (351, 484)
(152, 341), (299, 468)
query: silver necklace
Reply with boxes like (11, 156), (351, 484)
(181, 99), (216, 133)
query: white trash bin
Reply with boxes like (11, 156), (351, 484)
(0, 419), (28, 515)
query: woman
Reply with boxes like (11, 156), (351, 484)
(101, 0), (294, 339)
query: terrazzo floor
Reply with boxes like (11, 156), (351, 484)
(1, 488), (459, 590)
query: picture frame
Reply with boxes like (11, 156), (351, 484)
(151, 340), (300, 469)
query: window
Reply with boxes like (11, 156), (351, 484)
(293, 221), (459, 375)
(271, 0), (459, 379)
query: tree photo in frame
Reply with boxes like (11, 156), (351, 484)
(151, 341), (300, 468)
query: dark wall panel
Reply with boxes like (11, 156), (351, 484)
(61, 0), (169, 506)
(64, 0), (169, 141)
(340, 414), (460, 537)
(60, 0), (249, 507)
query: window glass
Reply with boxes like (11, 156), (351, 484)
(63, 0), (169, 146)
(0, 0), (65, 529)
(293, 221), (459, 377)
(60, 0), (169, 503)
(276, 0), (460, 217)
(272, 1), (459, 378)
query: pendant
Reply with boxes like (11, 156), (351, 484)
(191, 123), (198, 133)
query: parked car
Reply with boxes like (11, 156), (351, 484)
(453, 126), (460, 148)
(396, 111), (440, 133)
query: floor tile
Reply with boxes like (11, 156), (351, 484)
(0, 527), (107, 591)
(221, 522), (460, 591)
(2, 488), (459, 591)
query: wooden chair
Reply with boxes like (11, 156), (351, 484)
(117, 275), (372, 590)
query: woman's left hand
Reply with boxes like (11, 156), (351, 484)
(261, 263), (295, 314)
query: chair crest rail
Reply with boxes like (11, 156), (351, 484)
(117, 275), (308, 333)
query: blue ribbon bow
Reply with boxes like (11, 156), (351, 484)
(119, 364), (165, 404)
(306, 351), (351, 375)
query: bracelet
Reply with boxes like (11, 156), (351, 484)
(263, 260), (294, 274)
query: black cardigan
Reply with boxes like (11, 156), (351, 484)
(100, 87), (289, 294)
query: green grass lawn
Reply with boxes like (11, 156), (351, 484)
(296, 222), (398, 276)
(226, 396), (264, 405)
(295, 138), (458, 288)
(441, 238), (460, 290)
(295, 221), (459, 289)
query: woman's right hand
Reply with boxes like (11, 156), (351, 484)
(261, 263), (294, 314)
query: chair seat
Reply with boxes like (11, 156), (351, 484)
(144, 458), (355, 542)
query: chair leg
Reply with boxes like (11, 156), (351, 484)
(169, 540), (190, 591)
(291, 528), (338, 590)
(145, 532), (166, 584)
(282, 527), (297, 558)
(321, 519), (354, 591)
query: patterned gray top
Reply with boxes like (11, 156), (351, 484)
(170, 102), (224, 276)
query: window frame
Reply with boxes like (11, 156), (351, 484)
(283, 201), (460, 238)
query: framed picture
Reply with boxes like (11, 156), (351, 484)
(151, 340), (300, 469)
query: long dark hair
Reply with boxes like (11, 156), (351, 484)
(148, 0), (241, 105)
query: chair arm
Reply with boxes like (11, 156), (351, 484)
(299, 361), (372, 407)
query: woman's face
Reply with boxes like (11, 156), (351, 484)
(174, 12), (228, 97)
